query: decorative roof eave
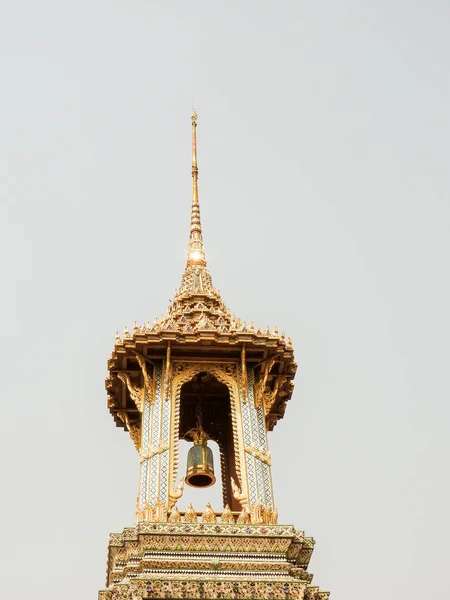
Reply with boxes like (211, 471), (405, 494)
(112, 329), (294, 352)
(106, 328), (296, 432)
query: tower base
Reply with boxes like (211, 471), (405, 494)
(98, 520), (329, 600)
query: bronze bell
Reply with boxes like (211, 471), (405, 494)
(185, 429), (216, 488)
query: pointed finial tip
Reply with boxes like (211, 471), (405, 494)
(191, 108), (198, 122)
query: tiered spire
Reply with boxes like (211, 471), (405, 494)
(176, 110), (216, 298)
(187, 109), (206, 267)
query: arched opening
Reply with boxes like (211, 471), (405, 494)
(179, 371), (241, 511)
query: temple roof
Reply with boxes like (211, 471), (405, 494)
(106, 111), (296, 431)
(130, 110), (294, 349)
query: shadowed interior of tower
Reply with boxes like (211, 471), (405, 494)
(179, 372), (241, 511)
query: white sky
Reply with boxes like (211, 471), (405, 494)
(1, 2), (449, 599)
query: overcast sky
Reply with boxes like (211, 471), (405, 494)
(1, 2), (449, 599)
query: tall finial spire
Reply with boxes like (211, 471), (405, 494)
(187, 109), (206, 267)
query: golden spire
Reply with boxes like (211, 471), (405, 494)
(187, 109), (206, 267)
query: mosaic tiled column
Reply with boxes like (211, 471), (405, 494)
(241, 368), (274, 508)
(138, 363), (171, 508)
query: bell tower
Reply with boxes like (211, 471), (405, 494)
(99, 112), (330, 600)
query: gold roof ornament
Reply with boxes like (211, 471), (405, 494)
(201, 502), (217, 523)
(183, 503), (198, 523)
(168, 504), (181, 523)
(220, 504), (235, 524)
(106, 111), (297, 433)
(187, 108), (206, 268)
(236, 507), (250, 524)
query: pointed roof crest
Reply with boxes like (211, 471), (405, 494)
(187, 109), (206, 267)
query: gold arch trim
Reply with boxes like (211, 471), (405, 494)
(168, 362), (247, 507)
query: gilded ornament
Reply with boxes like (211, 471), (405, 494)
(139, 502), (153, 522)
(153, 499), (168, 523)
(220, 504), (234, 523)
(263, 374), (288, 416)
(231, 476), (248, 511)
(201, 502), (217, 523)
(135, 353), (155, 401)
(183, 503), (197, 523)
(236, 507), (250, 524)
(117, 372), (144, 413)
(263, 504), (272, 525)
(116, 411), (140, 452)
(245, 443), (272, 466)
(251, 498), (264, 525)
(163, 342), (172, 401)
(185, 426), (209, 446)
(168, 505), (181, 522)
(168, 478), (185, 509)
(140, 441), (169, 462)
(117, 353), (155, 414)
(253, 356), (277, 410)
(241, 345), (248, 403)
